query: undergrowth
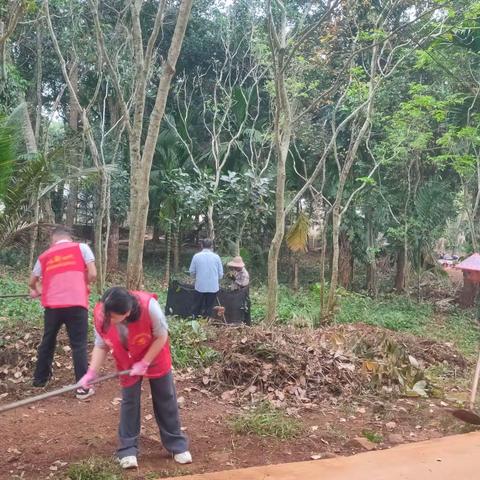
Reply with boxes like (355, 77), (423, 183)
(65, 457), (122, 480)
(251, 284), (479, 357)
(0, 276), (43, 328)
(230, 402), (303, 439)
(169, 319), (218, 369)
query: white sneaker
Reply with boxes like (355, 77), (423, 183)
(119, 456), (138, 469)
(174, 451), (192, 464)
(75, 387), (95, 400)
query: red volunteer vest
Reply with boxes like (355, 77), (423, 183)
(93, 291), (172, 387)
(39, 242), (89, 309)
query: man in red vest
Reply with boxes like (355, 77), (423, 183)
(29, 225), (97, 399)
(79, 287), (191, 469)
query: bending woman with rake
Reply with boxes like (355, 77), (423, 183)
(79, 287), (191, 469)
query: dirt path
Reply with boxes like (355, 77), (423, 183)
(0, 368), (474, 480)
(166, 432), (480, 480)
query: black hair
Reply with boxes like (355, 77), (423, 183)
(201, 238), (213, 249)
(101, 287), (141, 331)
(52, 225), (73, 238)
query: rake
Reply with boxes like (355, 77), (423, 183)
(0, 370), (130, 414)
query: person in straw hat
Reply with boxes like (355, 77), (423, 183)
(227, 256), (250, 290)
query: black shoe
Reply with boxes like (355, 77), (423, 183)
(32, 378), (49, 388)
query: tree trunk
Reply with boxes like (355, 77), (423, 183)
(28, 198), (40, 271)
(365, 209), (377, 296)
(266, 7), (292, 325)
(65, 63), (79, 228)
(172, 224), (180, 273)
(233, 238), (241, 257)
(107, 221), (119, 272)
(21, 101), (42, 268)
(22, 101), (37, 155)
(366, 262), (377, 296)
(206, 204), (215, 240)
(394, 247), (406, 292)
(327, 208), (341, 311)
(34, 20), (42, 142)
(126, 0), (193, 290)
(338, 231), (353, 289)
(292, 255), (299, 291)
(319, 215), (329, 318)
(164, 224), (172, 286)
(266, 145), (288, 323)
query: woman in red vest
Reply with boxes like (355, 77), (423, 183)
(79, 287), (191, 469)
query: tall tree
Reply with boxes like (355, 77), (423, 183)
(91, 0), (194, 289)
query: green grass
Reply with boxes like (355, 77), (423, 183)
(362, 430), (383, 444)
(250, 285), (320, 324)
(0, 275), (43, 328)
(336, 291), (480, 357)
(230, 402), (303, 439)
(336, 292), (433, 333)
(65, 457), (123, 480)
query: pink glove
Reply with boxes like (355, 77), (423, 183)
(78, 368), (97, 389)
(129, 359), (150, 376)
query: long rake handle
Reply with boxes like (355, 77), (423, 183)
(0, 294), (31, 299)
(470, 350), (480, 410)
(0, 370), (130, 414)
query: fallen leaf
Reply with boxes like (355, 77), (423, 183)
(221, 389), (236, 401)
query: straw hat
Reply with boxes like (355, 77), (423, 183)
(227, 256), (245, 268)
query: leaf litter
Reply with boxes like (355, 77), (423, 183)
(197, 324), (467, 405)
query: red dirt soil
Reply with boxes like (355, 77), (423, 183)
(0, 360), (474, 480)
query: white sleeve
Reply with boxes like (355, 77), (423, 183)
(80, 243), (95, 264)
(94, 326), (107, 348)
(32, 259), (42, 277)
(149, 298), (168, 336)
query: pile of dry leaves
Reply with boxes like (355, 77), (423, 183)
(0, 328), (73, 399)
(199, 324), (467, 405)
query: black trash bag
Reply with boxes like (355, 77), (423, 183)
(165, 281), (251, 325)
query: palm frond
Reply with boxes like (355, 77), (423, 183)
(286, 212), (310, 253)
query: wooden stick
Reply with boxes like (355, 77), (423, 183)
(0, 370), (130, 414)
(0, 294), (30, 299)
(469, 350), (480, 410)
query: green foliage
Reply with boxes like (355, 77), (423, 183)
(169, 319), (218, 369)
(362, 430), (383, 443)
(337, 291), (480, 357)
(336, 292), (433, 333)
(230, 402), (303, 439)
(251, 285), (321, 325)
(65, 457), (122, 480)
(0, 275), (43, 327)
